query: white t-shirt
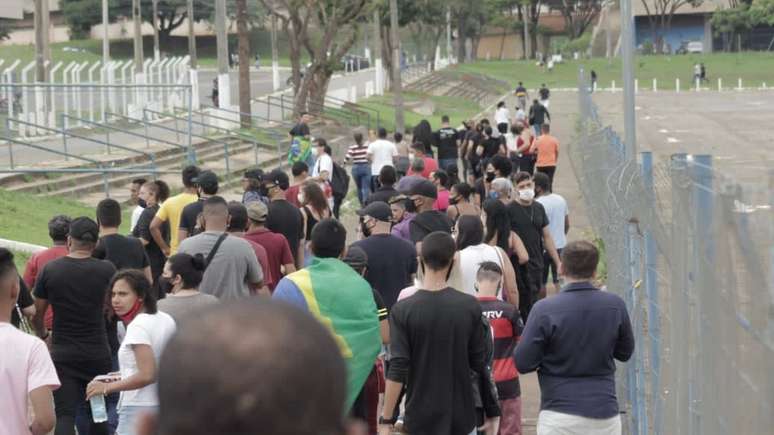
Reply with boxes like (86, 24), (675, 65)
(459, 243), (506, 299)
(515, 108), (526, 122)
(505, 133), (518, 154)
(0, 323), (60, 435)
(495, 107), (510, 125)
(537, 193), (568, 249)
(312, 153), (333, 182)
(130, 205), (144, 232)
(117, 312), (176, 409)
(367, 139), (397, 176)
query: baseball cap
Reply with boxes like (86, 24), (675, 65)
(246, 201), (268, 222)
(342, 245), (369, 270)
(408, 179), (438, 199)
(68, 216), (99, 243)
(356, 201), (392, 222)
(192, 170), (219, 190)
(265, 169), (290, 191)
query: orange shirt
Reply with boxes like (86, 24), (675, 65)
(535, 134), (559, 167)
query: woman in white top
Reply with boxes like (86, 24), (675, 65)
(494, 101), (511, 136)
(310, 138), (334, 210)
(455, 215), (519, 304)
(87, 270), (176, 435)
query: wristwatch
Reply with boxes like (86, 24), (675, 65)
(378, 416), (397, 426)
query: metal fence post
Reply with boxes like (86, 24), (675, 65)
(60, 113), (69, 161)
(187, 87), (196, 164)
(626, 220), (642, 435)
(641, 151), (662, 435)
(142, 109), (150, 149)
(106, 128), (111, 155)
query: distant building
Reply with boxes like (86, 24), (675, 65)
(633, 0), (732, 54)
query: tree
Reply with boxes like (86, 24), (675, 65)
(639, 0), (704, 53)
(236, 0), (252, 127)
(749, 0), (774, 25)
(260, 0), (372, 116)
(61, 0), (120, 39)
(711, 4), (752, 50)
(546, 0), (602, 39)
(0, 20), (11, 41)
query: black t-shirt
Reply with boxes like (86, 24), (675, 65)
(266, 199), (305, 259)
(366, 186), (399, 205)
(507, 201), (549, 270)
(133, 204), (169, 279)
(482, 137), (503, 159)
(11, 276), (33, 328)
(289, 122), (310, 137)
(353, 234), (418, 309)
(93, 234), (150, 271)
(33, 256), (116, 361)
(373, 289), (388, 321)
(433, 127), (460, 160)
(179, 198), (205, 237)
(466, 131), (483, 165)
(409, 210), (453, 244)
(539, 87), (550, 100)
(387, 288), (492, 435)
(531, 104), (550, 124)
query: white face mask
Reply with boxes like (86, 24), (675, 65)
(408, 152), (415, 161)
(518, 188), (535, 202)
(297, 193), (305, 204)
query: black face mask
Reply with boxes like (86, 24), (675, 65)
(158, 276), (175, 295)
(360, 219), (373, 238)
(405, 198), (418, 213)
(137, 198), (147, 208)
(448, 195), (460, 205)
(485, 172), (496, 183)
(258, 185), (270, 197)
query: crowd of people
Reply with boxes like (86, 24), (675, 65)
(2, 100), (635, 435)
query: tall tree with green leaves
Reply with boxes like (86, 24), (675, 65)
(260, 0), (373, 115)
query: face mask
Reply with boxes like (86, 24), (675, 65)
(518, 188), (535, 201)
(405, 198), (418, 213)
(137, 198), (147, 208)
(259, 185), (270, 197)
(297, 193), (305, 204)
(408, 152), (415, 161)
(158, 276), (175, 295)
(485, 172), (496, 183)
(360, 219), (373, 238)
(448, 196), (460, 205)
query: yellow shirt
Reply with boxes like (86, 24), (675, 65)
(155, 192), (198, 253)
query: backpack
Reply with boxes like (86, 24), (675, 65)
(330, 162), (350, 199)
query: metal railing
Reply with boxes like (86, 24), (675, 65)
(571, 68), (774, 435)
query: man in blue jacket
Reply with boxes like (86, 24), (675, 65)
(515, 240), (634, 435)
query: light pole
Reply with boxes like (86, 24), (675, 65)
(620, 0), (637, 157)
(215, 0), (230, 108)
(389, 0), (404, 133)
(187, 0), (197, 69)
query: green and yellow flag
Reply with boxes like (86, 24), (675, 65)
(284, 257), (381, 409)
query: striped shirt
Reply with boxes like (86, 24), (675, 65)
(346, 144), (369, 164)
(479, 296), (523, 399)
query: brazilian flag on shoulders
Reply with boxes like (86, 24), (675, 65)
(273, 257), (382, 410)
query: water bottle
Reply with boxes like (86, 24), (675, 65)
(90, 394), (108, 423)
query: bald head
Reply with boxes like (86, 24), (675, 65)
(153, 300), (347, 435)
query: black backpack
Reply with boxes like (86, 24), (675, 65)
(330, 162), (350, 199)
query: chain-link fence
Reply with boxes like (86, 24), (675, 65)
(571, 70), (774, 435)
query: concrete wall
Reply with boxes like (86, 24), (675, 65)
(635, 14), (709, 53)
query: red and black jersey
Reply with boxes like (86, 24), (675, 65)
(478, 296), (524, 399)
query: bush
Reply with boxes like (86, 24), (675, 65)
(558, 32), (592, 56)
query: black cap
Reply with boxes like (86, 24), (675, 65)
(408, 179), (438, 199)
(356, 201), (392, 222)
(342, 245), (369, 269)
(243, 169), (263, 181)
(265, 169), (290, 191)
(192, 170), (219, 190)
(68, 216), (99, 243)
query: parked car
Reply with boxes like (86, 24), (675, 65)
(677, 41), (704, 54)
(342, 54), (370, 71)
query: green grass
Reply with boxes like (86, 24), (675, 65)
(0, 188), (131, 248)
(357, 91), (483, 132)
(454, 52), (774, 91)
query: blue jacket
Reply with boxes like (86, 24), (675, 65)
(514, 281), (635, 419)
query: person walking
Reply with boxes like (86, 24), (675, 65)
(455, 215), (519, 304)
(515, 81), (529, 110)
(446, 182), (480, 223)
(299, 181), (332, 264)
(408, 180), (454, 252)
(590, 70), (598, 92)
(353, 201), (417, 309)
(156, 253), (218, 323)
(346, 132), (372, 206)
(389, 195), (415, 243)
(515, 241), (635, 435)
(366, 165), (399, 205)
(150, 165), (200, 256)
(87, 270), (176, 435)
(379, 231), (501, 435)
(264, 169), (306, 268)
(128, 178), (147, 233)
(32, 217), (117, 435)
(285, 162), (308, 208)
(177, 196), (264, 300)
(95, 198), (152, 283)
(367, 127), (398, 191)
(412, 119), (434, 157)
(494, 102), (511, 136)
(133, 181), (171, 290)
(406, 143), (438, 179)
(310, 138), (335, 211)
(509, 172), (562, 321)
(1, 248), (60, 435)
(538, 83), (550, 108)
(240, 169), (265, 205)
(534, 124), (559, 189)
(394, 132), (411, 177)
(178, 170), (220, 244)
(227, 202), (274, 292)
(529, 99), (551, 138)
(273, 219), (382, 411)
(534, 172), (569, 297)
(287, 112), (314, 167)
(476, 261), (524, 435)
(433, 115), (461, 171)
(244, 201), (297, 291)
